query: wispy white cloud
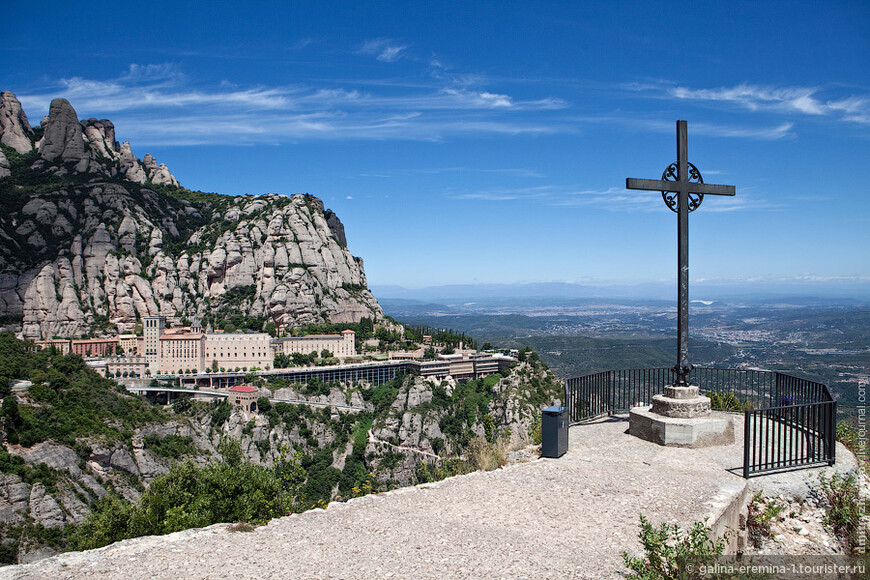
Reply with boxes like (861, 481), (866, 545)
(697, 193), (781, 213)
(438, 167), (545, 178)
(692, 121), (795, 141)
(358, 39), (409, 63)
(443, 88), (512, 108)
(19, 72), (295, 113)
(290, 37), (315, 50)
(439, 88), (567, 110)
(121, 63), (182, 82)
(452, 185), (671, 210)
(450, 185), (556, 201)
(571, 114), (796, 141)
(15, 63), (571, 145)
(449, 185), (684, 212)
(553, 187), (664, 211)
(631, 81), (870, 127)
(671, 84), (826, 114)
(451, 184), (779, 213)
(782, 274), (870, 283)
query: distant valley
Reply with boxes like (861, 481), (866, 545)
(381, 293), (870, 416)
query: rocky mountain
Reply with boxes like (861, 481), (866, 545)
(0, 91), (382, 338)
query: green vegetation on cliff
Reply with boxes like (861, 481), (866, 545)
(70, 438), (295, 551)
(0, 332), (164, 447)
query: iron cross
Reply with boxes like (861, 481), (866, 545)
(625, 120), (736, 386)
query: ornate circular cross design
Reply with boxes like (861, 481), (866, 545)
(661, 162), (704, 213)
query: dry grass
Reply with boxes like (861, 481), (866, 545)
(467, 437), (510, 472)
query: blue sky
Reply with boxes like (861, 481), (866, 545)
(3, 1), (868, 291)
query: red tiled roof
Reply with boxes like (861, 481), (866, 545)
(229, 386), (258, 393)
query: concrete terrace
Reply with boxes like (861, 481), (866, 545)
(3, 415), (856, 580)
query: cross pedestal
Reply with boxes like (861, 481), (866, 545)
(651, 385), (710, 418)
(627, 405), (735, 448)
(623, 121), (735, 447)
(629, 384), (734, 448)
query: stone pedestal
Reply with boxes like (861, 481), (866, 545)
(650, 385), (711, 418)
(629, 384), (734, 448)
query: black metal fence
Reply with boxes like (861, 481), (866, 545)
(742, 400), (836, 477)
(564, 367), (836, 477)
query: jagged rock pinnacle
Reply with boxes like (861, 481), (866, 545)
(0, 90), (34, 154)
(39, 98), (89, 173)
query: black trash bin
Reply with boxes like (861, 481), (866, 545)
(541, 406), (568, 458)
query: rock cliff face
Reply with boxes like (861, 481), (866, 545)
(0, 91), (33, 154)
(0, 149), (9, 178)
(367, 359), (562, 486)
(0, 92), (382, 337)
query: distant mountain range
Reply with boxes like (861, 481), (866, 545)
(372, 279), (870, 306)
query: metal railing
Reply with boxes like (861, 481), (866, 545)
(564, 367), (836, 477)
(743, 400), (836, 478)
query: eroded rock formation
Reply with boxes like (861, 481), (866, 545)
(1, 91), (178, 184)
(0, 91), (383, 338)
(0, 90), (33, 154)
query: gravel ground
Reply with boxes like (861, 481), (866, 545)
(2, 415), (854, 580)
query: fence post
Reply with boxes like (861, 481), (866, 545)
(564, 379), (570, 422)
(743, 410), (751, 479)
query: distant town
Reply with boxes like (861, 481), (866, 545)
(387, 298), (870, 414)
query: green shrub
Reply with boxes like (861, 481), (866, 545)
(622, 515), (728, 579)
(414, 458), (467, 484)
(144, 434), (195, 459)
(70, 437), (289, 551)
(254, 439), (270, 459)
(836, 420), (868, 476)
(68, 494), (137, 551)
(528, 413), (542, 446)
(360, 374), (403, 414)
(210, 400), (231, 428)
(172, 394), (193, 414)
(273, 446), (306, 512)
(746, 491), (783, 547)
(0, 446), (62, 493)
(0, 539), (19, 565)
(817, 471), (869, 551)
(300, 447), (341, 508)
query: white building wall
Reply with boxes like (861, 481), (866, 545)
(159, 334), (205, 374)
(278, 331), (356, 359)
(204, 333), (273, 370)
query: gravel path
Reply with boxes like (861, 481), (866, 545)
(5, 415), (839, 580)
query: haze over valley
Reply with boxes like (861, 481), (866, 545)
(379, 288), (870, 415)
